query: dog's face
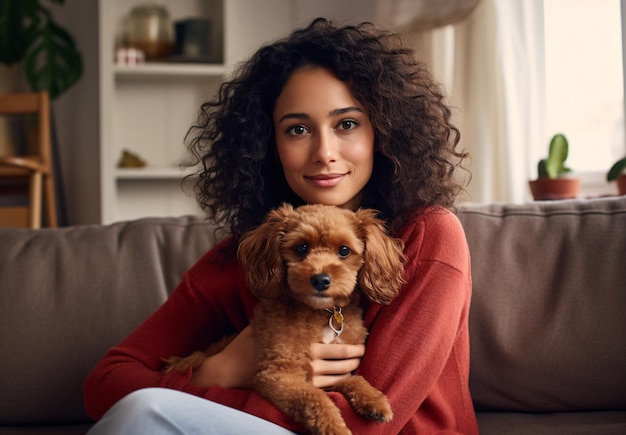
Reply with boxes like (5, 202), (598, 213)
(237, 204), (405, 310)
(279, 207), (366, 309)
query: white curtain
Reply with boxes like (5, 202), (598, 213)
(378, 0), (546, 204)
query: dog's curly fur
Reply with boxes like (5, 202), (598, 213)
(165, 203), (406, 435)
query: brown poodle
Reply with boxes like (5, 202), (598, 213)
(165, 203), (405, 435)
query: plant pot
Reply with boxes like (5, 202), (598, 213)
(617, 175), (626, 196)
(529, 177), (581, 201)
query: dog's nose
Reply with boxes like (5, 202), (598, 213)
(311, 273), (332, 291)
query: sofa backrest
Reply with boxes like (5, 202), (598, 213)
(457, 196), (626, 412)
(1, 197), (625, 426)
(0, 216), (216, 425)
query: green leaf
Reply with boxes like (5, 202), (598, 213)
(0, 0), (38, 65)
(23, 8), (82, 99)
(0, 0), (82, 98)
(607, 156), (626, 181)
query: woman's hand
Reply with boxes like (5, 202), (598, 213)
(309, 342), (365, 388)
(190, 326), (258, 389)
(189, 327), (364, 390)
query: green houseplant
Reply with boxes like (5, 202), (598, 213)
(0, 0), (83, 225)
(0, 0), (83, 99)
(607, 156), (626, 196)
(529, 133), (581, 200)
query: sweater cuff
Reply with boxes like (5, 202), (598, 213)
(158, 365), (208, 397)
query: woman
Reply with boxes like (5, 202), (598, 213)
(84, 18), (478, 434)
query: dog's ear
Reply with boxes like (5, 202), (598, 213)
(237, 204), (294, 299)
(355, 209), (406, 305)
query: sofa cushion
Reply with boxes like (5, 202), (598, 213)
(0, 216), (215, 425)
(458, 196), (626, 412)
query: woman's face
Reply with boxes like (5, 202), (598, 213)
(273, 66), (374, 211)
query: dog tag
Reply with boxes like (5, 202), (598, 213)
(328, 307), (344, 338)
(333, 311), (343, 325)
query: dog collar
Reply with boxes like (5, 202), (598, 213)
(325, 306), (344, 338)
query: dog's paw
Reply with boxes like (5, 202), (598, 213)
(361, 396), (393, 423)
(349, 389), (393, 423)
(161, 351), (206, 373)
(334, 376), (394, 423)
(161, 356), (182, 373)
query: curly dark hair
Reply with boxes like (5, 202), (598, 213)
(184, 17), (468, 238)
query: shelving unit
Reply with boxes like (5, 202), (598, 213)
(89, 0), (298, 224)
(94, 0), (222, 223)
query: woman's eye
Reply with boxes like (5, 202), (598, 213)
(295, 243), (309, 255)
(338, 246), (351, 258)
(287, 125), (309, 136)
(338, 120), (358, 131)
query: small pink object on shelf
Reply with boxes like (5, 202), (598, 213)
(115, 48), (145, 66)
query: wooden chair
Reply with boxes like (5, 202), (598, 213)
(0, 91), (57, 228)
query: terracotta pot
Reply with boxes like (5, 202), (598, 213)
(528, 177), (581, 201)
(617, 175), (626, 196)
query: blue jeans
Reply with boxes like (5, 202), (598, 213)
(87, 388), (297, 434)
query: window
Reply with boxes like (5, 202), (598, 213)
(543, 0), (624, 176)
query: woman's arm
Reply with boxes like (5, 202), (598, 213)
(327, 210), (477, 434)
(83, 240), (253, 420)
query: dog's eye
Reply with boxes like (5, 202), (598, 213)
(295, 243), (309, 256)
(338, 246), (351, 258)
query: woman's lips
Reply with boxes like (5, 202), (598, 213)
(306, 173), (347, 187)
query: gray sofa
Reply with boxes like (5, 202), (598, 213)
(1, 197), (625, 434)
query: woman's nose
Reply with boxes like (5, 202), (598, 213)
(312, 130), (337, 164)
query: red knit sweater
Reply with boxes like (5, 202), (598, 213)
(84, 208), (478, 434)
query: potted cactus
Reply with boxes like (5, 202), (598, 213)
(607, 156), (626, 196)
(529, 133), (581, 200)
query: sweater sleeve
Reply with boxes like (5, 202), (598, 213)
(83, 239), (253, 421)
(328, 209), (478, 434)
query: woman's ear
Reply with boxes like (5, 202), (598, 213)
(237, 203), (294, 298)
(355, 209), (406, 305)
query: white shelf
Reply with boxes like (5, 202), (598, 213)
(114, 62), (226, 78)
(97, 0), (228, 224)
